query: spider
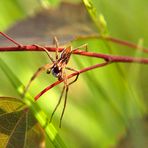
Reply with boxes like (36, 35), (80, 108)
(0, 32), (86, 127)
(23, 37), (86, 127)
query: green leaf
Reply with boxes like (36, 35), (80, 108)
(0, 96), (45, 148)
(0, 59), (67, 148)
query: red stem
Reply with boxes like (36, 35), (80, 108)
(76, 35), (148, 53)
(35, 61), (109, 100)
(0, 45), (148, 64)
(0, 32), (22, 47)
(1, 32), (148, 101)
(34, 54), (148, 100)
(106, 36), (148, 53)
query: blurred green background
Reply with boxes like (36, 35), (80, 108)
(0, 0), (148, 148)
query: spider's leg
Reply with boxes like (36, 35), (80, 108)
(0, 32), (22, 47)
(33, 44), (54, 62)
(22, 63), (53, 97)
(59, 83), (68, 128)
(53, 36), (59, 60)
(59, 68), (79, 128)
(72, 43), (88, 52)
(49, 85), (66, 123)
(49, 70), (67, 123)
(65, 67), (79, 85)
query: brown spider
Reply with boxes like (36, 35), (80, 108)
(23, 37), (85, 127)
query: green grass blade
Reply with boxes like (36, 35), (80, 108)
(82, 0), (107, 34)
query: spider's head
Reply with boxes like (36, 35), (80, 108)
(51, 65), (62, 79)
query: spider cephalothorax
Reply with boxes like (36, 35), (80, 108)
(46, 46), (72, 80)
(51, 65), (62, 80)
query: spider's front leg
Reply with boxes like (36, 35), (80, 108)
(23, 44), (56, 97)
(72, 43), (88, 52)
(33, 44), (54, 62)
(22, 63), (53, 97)
(53, 36), (59, 60)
